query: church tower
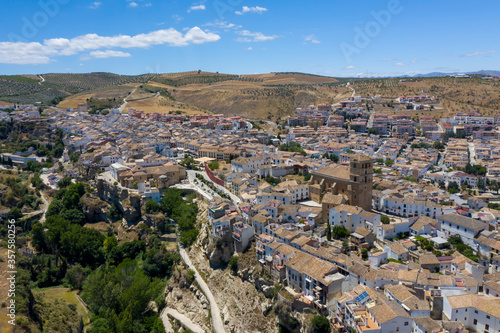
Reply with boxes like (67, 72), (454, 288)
(348, 156), (373, 211)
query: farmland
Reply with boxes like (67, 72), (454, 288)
(2, 71), (500, 121)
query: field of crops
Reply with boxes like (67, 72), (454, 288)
(152, 73), (239, 87)
(0, 76), (68, 104)
(41, 72), (156, 93)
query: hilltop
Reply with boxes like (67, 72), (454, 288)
(1, 70), (500, 120)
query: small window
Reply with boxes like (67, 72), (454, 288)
(473, 319), (477, 325)
(487, 315), (491, 319)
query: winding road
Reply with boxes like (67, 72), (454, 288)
(161, 307), (205, 333)
(178, 246), (225, 333)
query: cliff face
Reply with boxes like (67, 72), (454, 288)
(81, 194), (110, 222)
(206, 233), (234, 268)
(96, 178), (142, 225)
(121, 194), (142, 225)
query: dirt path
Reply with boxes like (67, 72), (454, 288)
(161, 307), (205, 333)
(179, 247), (226, 333)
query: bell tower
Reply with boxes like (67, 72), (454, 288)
(348, 156), (373, 211)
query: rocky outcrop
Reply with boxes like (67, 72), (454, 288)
(96, 178), (130, 202)
(96, 178), (142, 225)
(143, 213), (166, 230)
(81, 194), (110, 222)
(206, 233), (234, 268)
(121, 194), (142, 225)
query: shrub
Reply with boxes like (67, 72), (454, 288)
(311, 315), (331, 333)
(228, 255), (239, 273)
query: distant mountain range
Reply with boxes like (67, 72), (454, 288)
(412, 70), (500, 78)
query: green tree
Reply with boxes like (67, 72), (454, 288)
(64, 264), (87, 290)
(381, 215), (390, 224)
(145, 200), (161, 214)
(311, 315), (331, 333)
(208, 161), (219, 170)
(384, 159), (394, 167)
(331, 225), (350, 239)
(228, 255), (239, 273)
(8, 207), (22, 220)
(447, 181), (460, 194)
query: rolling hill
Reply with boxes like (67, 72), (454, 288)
(1, 70), (499, 120)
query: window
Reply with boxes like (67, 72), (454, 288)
(404, 322), (408, 326)
(475, 310), (478, 314)
(473, 319), (477, 325)
(485, 324), (489, 330)
(487, 315), (491, 319)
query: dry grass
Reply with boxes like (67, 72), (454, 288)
(125, 95), (211, 115)
(40, 287), (90, 327)
(57, 93), (92, 108)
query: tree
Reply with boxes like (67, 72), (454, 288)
(342, 239), (350, 253)
(207, 161), (219, 170)
(433, 141), (445, 150)
(375, 158), (384, 165)
(331, 226), (350, 239)
(228, 255), (239, 274)
(108, 203), (123, 221)
(64, 264), (87, 290)
(326, 224), (332, 241)
(384, 159), (394, 167)
(447, 181), (460, 194)
(8, 207), (22, 220)
(311, 315), (331, 333)
(361, 248), (368, 260)
(31, 223), (47, 252)
(145, 200), (160, 214)
(381, 215), (390, 224)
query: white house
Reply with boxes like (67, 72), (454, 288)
(443, 293), (500, 333)
(438, 213), (489, 247)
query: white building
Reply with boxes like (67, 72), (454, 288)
(438, 213), (488, 247)
(443, 293), (500, 333)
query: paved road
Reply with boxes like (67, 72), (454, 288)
(161, 307), (205, 333)
(179, 247), (225, 333)
(468, 142), (476, 165)
(187, 170), (241, 206)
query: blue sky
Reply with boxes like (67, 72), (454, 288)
(0, 0), (498, 77)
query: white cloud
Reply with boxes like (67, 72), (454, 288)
(235, 6), (267, 15)
(0, 27), (220, 65)
(204, 20), (241, 30)
(127, 0), (150, 8)
(382, 58), (399, 62)
(345, 65), (355, 69)
(89, 50), (132, 58)
(304, 34), (320, 44)
(395, 62), (406, 66)
(247, 47), (253, 51)
(410, 58), (417, 63)
(188, 4), (206, 12)
(235, 30), (278, 42)
(89, 2), (102, 9)
(463, 50), (496, 57)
